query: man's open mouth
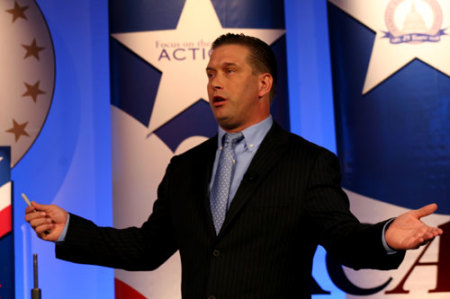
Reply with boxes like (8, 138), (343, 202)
(213, 95), (226, 105)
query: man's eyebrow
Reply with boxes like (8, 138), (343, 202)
(206, 62), (239, 72)
(223, 62), (238, 68)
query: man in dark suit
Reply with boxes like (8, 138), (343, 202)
(26, 33), (443, 298)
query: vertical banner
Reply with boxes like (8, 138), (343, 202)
(109, 0), (288, 297)
(0, 147), (13, 299)
(328, 0), (450, 298)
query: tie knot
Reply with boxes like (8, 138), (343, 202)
(223, 132), (244, 147)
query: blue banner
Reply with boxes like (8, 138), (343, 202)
(328, 0), (450, 297)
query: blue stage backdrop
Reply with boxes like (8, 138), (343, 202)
(328, 0), (450, 298)
(6, 0), (415, 297)
(108, 0), (289, 297)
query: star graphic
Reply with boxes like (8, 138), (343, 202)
(22, 38), (45, 60)
(329, 0), (450, 94)
(5, 1), (28, 22)
(22, 80), (45, 103)
(112, 0), (285, 133)
(5, 119), (30, 142)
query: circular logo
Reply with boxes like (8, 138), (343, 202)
(0, 0), (55, 167)
(384, 0), (444, 44)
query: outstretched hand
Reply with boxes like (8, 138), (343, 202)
(385, 203), (443, 250)
(24, 202), (68, 242)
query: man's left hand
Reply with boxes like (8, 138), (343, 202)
(385, 203), (443, 250)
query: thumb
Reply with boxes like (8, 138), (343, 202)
(414, 203), (438, 219)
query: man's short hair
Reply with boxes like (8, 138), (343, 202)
(211, 33), (278, 100)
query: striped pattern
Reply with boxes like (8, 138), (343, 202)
(0, 204), (12, 239)
(56, 123), (404, 299)
(0, 148), (13, 299)
(0, 180), (12, 239)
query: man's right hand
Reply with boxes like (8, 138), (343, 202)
(25, 202), (68, 242)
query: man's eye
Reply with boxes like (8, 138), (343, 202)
(207, 73), (215, 79)
(226, 69), (235, 74)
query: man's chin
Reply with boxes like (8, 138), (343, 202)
(215, 117), (234, 130)
(218, 120), (245, 133)
(213, 112), (229, 124)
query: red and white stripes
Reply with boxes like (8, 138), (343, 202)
(0, 182), (12, 239)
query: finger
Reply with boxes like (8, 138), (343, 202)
(417, 227), (443, 245)
(422, 231), (435, 242)
(417, 238), (429, 248)
(37, 226), (59, 241)
(35, 223), (54, 235)
(29, 217), (50, 228)
(25, 206), (36, 214)
(31, 201), (49, 212)
(40, 231), (56, 241)
(413, 203), (438, 218)
(418, 225), (443, 239)
(25, 211), (46, 223)
(430, 227), (444, 237)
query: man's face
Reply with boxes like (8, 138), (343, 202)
(206, 44), (270, 132)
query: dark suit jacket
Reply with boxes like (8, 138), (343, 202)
(56, 123), (404, 298)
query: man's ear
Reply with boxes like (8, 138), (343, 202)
(258, 73), (273, 99)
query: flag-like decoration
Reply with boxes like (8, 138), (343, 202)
(0, 147), (13, 299)
(328, 0), (450, 297)
(0, 0), (55, 167)
(109, 0), (288, 297)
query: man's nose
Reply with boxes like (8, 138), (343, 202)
(210, 75), (223, 89)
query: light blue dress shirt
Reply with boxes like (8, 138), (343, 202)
(209, 116), (273, 209)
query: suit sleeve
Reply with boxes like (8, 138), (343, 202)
(304, 148), (405, 270)
(56, 160), (178, 271)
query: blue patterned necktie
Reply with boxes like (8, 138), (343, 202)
(210, 132), (244, 234)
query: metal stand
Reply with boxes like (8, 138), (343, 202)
(31, 254), (42, 299)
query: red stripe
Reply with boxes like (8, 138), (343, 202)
(0, 205), (12, 239)
(115, 278), (146, 299)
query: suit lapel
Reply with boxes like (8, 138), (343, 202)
(218, 123), (290, 237)
(197, 135), (220, 238)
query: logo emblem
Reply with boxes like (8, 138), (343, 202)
(328, 0), (450, 94)
(384, 0), (447, 44)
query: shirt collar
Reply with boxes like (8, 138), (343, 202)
(217, 116), (273, 152)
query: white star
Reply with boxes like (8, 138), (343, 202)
(0, 156), (3, 163)
(329, 0), (450, 94)
(112, 0), (285, 132)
